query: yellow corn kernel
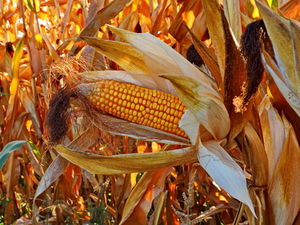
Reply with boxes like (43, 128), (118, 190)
(88, 80), (187, 138)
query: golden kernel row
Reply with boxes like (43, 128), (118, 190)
(87, 80), (188, 138)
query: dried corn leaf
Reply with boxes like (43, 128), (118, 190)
(268, 116), (300, 225)
(243, 123), (268, 186)
(279, 0), (300, 20)
(19, 88), (42, 138)
(70, 0), (131, 54)
(186, 26), (222, 89)
(199, 141), (255, 216)
(83, 37), (149, 73)
(120, 168), (171, 225)
(108, 25), (215, 88)
(53, 144), (197, 175)
(224, 0), (242, 42)
(257, 1), (300, 95)
(6, 39), (23, 119)
(263, 52), (300, 117)
(168, 0), (200, 41)
(149, 191), (167, 225)
(202, 0), (226, 80)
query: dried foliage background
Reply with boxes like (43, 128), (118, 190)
(0, 0), (300, 224)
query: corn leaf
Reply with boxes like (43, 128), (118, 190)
(0, 140), (26, 169)
(7, 39), (24, 118)
(70, 0), (130, 54)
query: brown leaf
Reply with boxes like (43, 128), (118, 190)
(70, 0), (131, 55)
(168, 0), (201, 41)
(279, 0), (300, 20)
(202, 0), (226, 80)
(186, 26), (222, 90)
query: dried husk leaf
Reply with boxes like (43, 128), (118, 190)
(76, 70), (177, 95)
(89, 112), (190, 145)
(268, 116), (300, 225)
(54, 144), (197, 175)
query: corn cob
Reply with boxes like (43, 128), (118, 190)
(86, 80), (187, 138)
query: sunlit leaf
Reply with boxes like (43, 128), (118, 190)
(185, 26), (222, 89)
(258, 96), (285, 178)
(6, 39), (24, 120)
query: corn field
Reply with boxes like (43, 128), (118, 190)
(0, 0), (299, 224)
